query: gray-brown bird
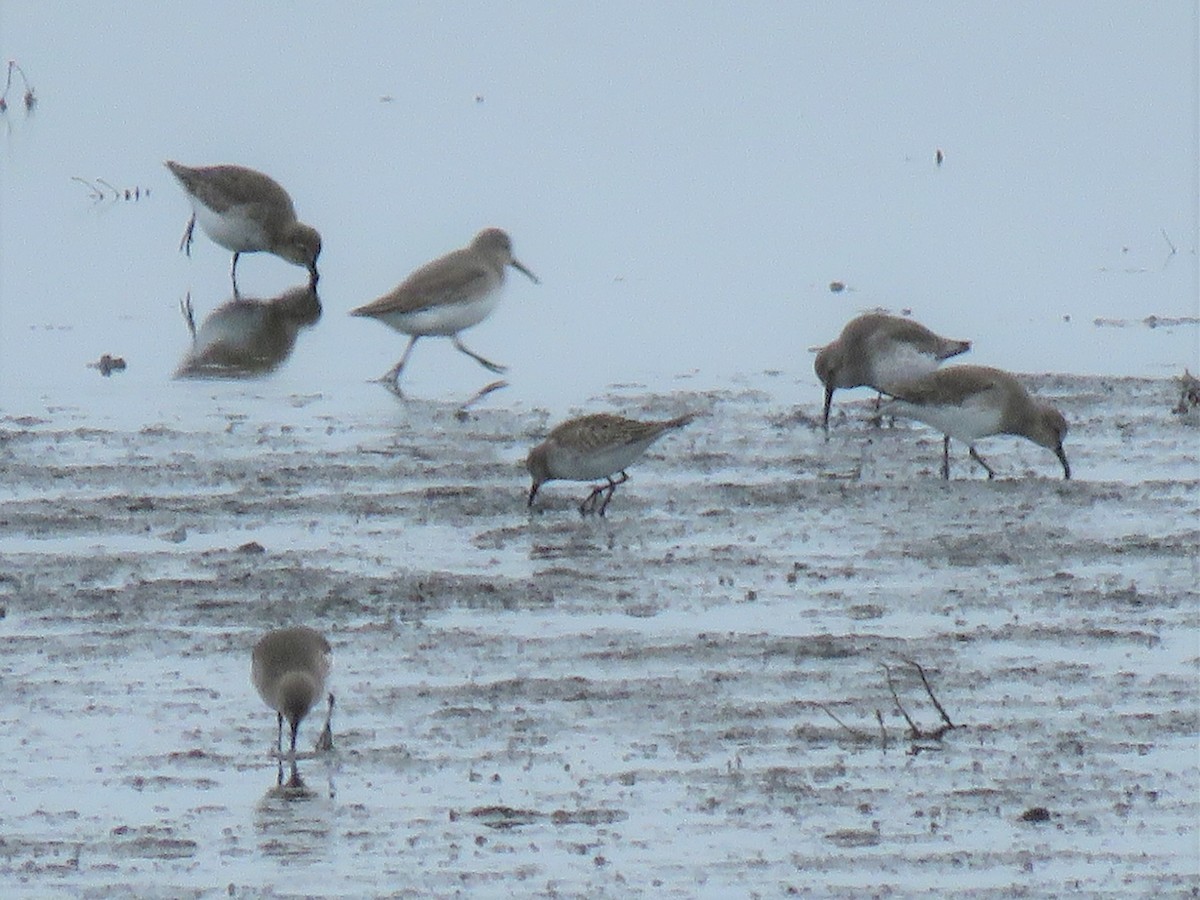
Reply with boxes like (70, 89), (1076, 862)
(883, 365), (1070, 480)
(527, 413), (695, 515)
(166, 161), (322, 290)
(815, 312), (970, 431)
(251, 626), (334, 785)
(350, 228), (539, 394)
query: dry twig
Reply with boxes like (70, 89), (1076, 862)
(819, 702), (868, 741)
(883, 663), (920, 737)
(904, 657), (955, 728)
(884, 659), (957, 743)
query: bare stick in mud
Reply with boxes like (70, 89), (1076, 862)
(819, 702), (868, 740)
(905, 657), (955, 728)
(883, 664), (921, 738)
(875, 709), (888, 751)
(71, 176), (104, 201)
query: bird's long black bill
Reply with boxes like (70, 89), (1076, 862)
(1056, 444), (1071, 480)
(511, 259), (540, 285)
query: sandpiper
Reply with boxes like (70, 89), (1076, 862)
(527, 413), (695, 516)
(251, 626), (334, 786)
(165, 161), (322, 290)
(815, 313), (970, 431)
(349, 228), (539, 394)
(882, 365), (1070, 480)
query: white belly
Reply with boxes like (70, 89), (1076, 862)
(547, 438), (658, 481)
(871, 344), (941, 390)
(379, 292), (501, 337)
(892, 400), (1003, 444)
(192, 200), (270, 253)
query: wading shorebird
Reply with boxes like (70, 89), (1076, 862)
(526, 413), (695, 516)
(165, 161), (322, 290)
(815, 312), (970, 431)
(350, 228), (539, 395)
(883, 365), (1070, 480)
(251, 626), (334, 786)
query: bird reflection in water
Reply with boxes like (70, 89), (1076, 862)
(175, 284), (321, 378)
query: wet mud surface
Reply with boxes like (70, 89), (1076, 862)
(1, 374), (1197, 896)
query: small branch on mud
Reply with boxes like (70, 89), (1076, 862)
(71, 176), (104, 201)
(883, 664), (921, 738)
(819, 702), (868, 741)
(71, 176), (151, 203)
(884, 660), (957, 744)
(904, 657), (955, 728)
(816, 660), (958, 751)
(1161, 228), (1177, 256)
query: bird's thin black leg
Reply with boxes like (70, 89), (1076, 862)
(230, 252), (241, 295)
(178, 214), (196, 256)
(969, 446), (997, 479)
(378, 335), (420, 396)
(597, 472), (629, 516)
(180, 293), (197, 341)
(579, 484), (604, 516)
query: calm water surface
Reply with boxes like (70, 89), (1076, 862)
(1, 2), (1196, 424)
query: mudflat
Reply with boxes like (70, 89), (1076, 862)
(1, 374), (1195, 896)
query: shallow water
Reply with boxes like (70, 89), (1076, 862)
(2, 3), (1198, 895)
(2, 372), (1197, 896)
(1, 4), (1197, 418)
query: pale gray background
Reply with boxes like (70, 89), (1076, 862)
(1, 1), (1196, 418)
